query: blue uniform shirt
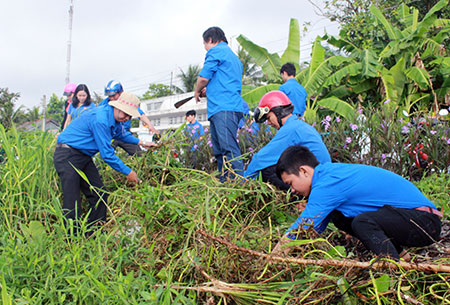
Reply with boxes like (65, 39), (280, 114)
(185, 120), (205, 140)
(100, 97), (144, 131)
(68, 103), (96, 120)
(199, 42), (244, 119)
(57, 105), (139, 175)
(279, 79), (307, 116)
(287, 163), (437, 236)
(244, 115), (331, 178)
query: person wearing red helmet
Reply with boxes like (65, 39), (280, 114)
(244, 91), (331, 190)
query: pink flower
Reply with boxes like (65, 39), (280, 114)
(430, 130), (437, 135)
(349, 123), (358, 131)
(384, 99), (391, 104)
(381, 154), (386, 161)
(325, 115), (331, 122)
(447, 139), (450, 145)
(358, 108), (363, 114)
(346, 137), (352, 143)
(204, 128), (208, 133)
(249, 147), (253, 152)
(336, 117), (341, 123)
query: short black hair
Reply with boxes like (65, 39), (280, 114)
(280, 63), (296, 76)
(185, 110), (196, 117)
(203, 27), (228, 44)
(276, 145), (319, 179)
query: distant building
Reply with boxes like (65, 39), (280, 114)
(139, 92), (208, 131)
(18, 118), (60, 133)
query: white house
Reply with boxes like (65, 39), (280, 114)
(139, 92), (209, 131)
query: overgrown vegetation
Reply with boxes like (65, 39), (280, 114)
(1, 103), (449, 303)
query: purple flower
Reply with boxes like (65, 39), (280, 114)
(312, 122), (316, 127)
(249, 147), (253, 152)
(398, 118), (403, 124)
(358, 108), (363, 114)
(430, 130), (437, 135)
(402, 125), (410, 133)
(336, 117), (341, 123)
(193, 144), (198, 150)
(204, 128), (208, 133)
(384, 99), (391, 104)
(191, 129), (196, 134)
(381, 154), (386, 161)
(380, 122), (385, 129)
(447, 139), (450, 145)
(346, 137), (352, 143)
(349, 123), (358, 131)
(325, 115), (331, 122)
(207, 140), (212, 147)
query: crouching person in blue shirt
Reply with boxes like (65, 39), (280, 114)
(244, 91), (331, 191)
(273, 145), (442, 260)
(54, 92), (155, 236)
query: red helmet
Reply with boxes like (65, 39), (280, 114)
(254, 91), (292, 123)
(258, 91), (291, 109)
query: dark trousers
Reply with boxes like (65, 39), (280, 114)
(53, 146), (108, 234)
(330, 205), (441, 259)
(111, 140), (142, 156)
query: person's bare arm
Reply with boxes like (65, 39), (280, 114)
(63, 114), (72, 130)
(195, 77), (209, 102)
(139, 114), (159, 134)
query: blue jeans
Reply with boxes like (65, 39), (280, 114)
(209, 111), (244, 180)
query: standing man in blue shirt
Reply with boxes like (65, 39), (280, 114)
(195, 26), (244, 181)
(279, 63), (307, 117)
(101, 80), (159, 156)
(54, 92), (154, 235)
(244, 91), (330, 191)
(274, 145), (442, 260)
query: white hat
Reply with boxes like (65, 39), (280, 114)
(109, 92), (141, 118)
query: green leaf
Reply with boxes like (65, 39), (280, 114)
(370, 4), (399, 40)
(337, 277), (357, 305)
(317, 97), (355, 121)
(241, 84), (280, 107)
(1, 275), (12, 305)
(375, 274), (391, 293)
(237, 35), (281, 81)
(281, 18), (300, 67)
(405, 67), (430, 90)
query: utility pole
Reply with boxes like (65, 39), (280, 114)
(169, 71), (173, 94)
(65, 0), (74, 84)
(42, 95), (47, 131)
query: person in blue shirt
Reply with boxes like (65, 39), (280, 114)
(195, 27), (244, 181)
(279, 63), (307, 117)
(244, 91), (331, 191)
(54, 92), (154, 236)
(184, 109), (205, 169)
(184, 109), (205, 141)
(63, 84), (96, 129)
(273, 145), (442, 260)
(101, 80), (159, 156)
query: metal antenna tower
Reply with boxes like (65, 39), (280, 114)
(65, 0), (74, 84)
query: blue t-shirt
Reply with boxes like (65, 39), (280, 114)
(68, 103), (96, 120)
(244, 115), (331, 178)
(57, 105), (139, 175)
(199, 42), (244, 119)
(100, 97), (144, 131)
(279, 78), (307, 116)
(185, 120), (205, 140)
(287, 163), (437, 236)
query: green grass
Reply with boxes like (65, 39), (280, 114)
(0, 117), (449, 304)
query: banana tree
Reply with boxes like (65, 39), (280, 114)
(237, 19), (355, 122)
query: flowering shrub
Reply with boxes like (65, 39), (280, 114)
(173, 107), (450, 180)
